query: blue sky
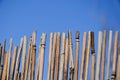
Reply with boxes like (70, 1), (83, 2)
(0, 0), (120, 80)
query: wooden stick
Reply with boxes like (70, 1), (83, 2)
(117, 45), (120, 80)
(90, 32), (96, 80)
(54, 32), (61, 80)
(111, 31), (119, 80)
(84, 31), (91, 80)
(101, 30), (106, 80)
(58, 33), (66, 80)
(39, 33), (46, 80)
(0, 45), (2, 80)
(50, 33), (57, 80)
(80, 32), (87, 80)
(47, 33), (53, 80)
(24, 37), (32, 80)
(106, 30), (112, 80)
(64, 38), (69, 80)
(95, 31), (103, 80)
(68, 30), (74, 80)
(14, 38), (23, 80)
(10, 46), (18, 80)
(21, 36), (27, 80)
(31, 31), (36, 80)
(74, 31), (80, 80)
(7, 38), (13, 80)
(2, 52), (8, 80)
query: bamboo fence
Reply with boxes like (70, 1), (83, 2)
(0, 30), (119, 80)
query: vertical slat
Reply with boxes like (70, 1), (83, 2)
(7, 38), (13, 80)
(47, 33), (53, 80)
(0, 45), (3, 79)
(74, 31), (80, 80)
(64, 38), (69, 80)
(39, 33), (46, 80)
(1, 40), (6, 66)
(58, 33), (66, 80)
(10, 46), (18, 80)
(80, 32), (87, 80)
(106, 30), (112, 80)
(117, 45), (120, 80)
(101, 31), (106, 80)
(84, 32), (91, 80)
(111, 31), (119, 80)
(90, 32), (96, 80)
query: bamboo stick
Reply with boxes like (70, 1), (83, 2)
(101, 30), (106, 80)
(106, 30), (112, 80)
(84, 31), (91, 80)
(1, 40), (6, 66)
(50, 33), (57, 80)
(80, 32), (87, 80)
(58, 33), (66, 80)
(24, 37), (32, 80)
(95, 31), (103, 80)
(7, 38), (13, 80)
(54, 32), (61, 80)
(64, 38), (69, 80)
(90, 32), (96, 80)
(21, 36), (27, 80)
(31, 31), (36, 80)
(68, 30), (74, 80)
(117, 45), (120, 80)
(38, 33), (46, 80)
(0, 44), (2, 64)
(14, 38), (23, 80)
(0, 45), (2, 80)
(74, 31), (80, 80)
(111, 31), (119, 80)
(10, 46), (18, 80)
(47, 33), (53, 80)
(2, 52), (8, 80)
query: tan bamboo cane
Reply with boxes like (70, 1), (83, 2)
(50, 33), (57, 80)
(17, 73), (21, 80)
(68, 30), (74, 80)
(106, 30), (112, 80)
(64, 38), (69, 80)
(0, 45), (2, 80)
(117, 45), (120, 80)
(2, 52), (8, 80)
(80, 32), (87, 80)
(111, 31), (119, 80)
(14, 38), (23, 80)
(24, 37), (32, 80)
(74, 31), (80, 80)
(7, 38), (13, 80)
(10, 46), (18, 80)
(47, 33), (53, 80)
(39, 33), (46, 80)
(31, 31), (36, 80)
(21, 36), (27, 80)
(90, 32), (96, 80)
(84, 31), (91, 80)
(0, 45), (2, 63)
(58, 33), (66, 80)
(101, 30), (106, 80)
(54, 32), (61, 80)
(95, 31), (103, 80)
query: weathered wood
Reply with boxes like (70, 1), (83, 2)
(58, 33), (65, 80)
(74, 31), (80, 80)
(64, 38), (69, 80)
(1, 40), (6, 66)
(106, 30), (112, 80)
(50, 33), (57, 80)
(38, 33), (46, 80)
(7, 38), (13, 80)
(101, 31), (106, 80)
(80, 32), (87, 80)
(90, 32), (96, 80)
(14, 38), (23, 80)
(111, 31), (119, 80)
(68, 30), (74, 80)
(117, 45), (120, 80)
(10, 46), (18, 80)
(0, 45), (3, 79)
(21, 36), (27, 80)
(84, 32), (91, 80)
(47, 33), (53, 80)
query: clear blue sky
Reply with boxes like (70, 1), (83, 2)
(0, 0), (120, 80)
